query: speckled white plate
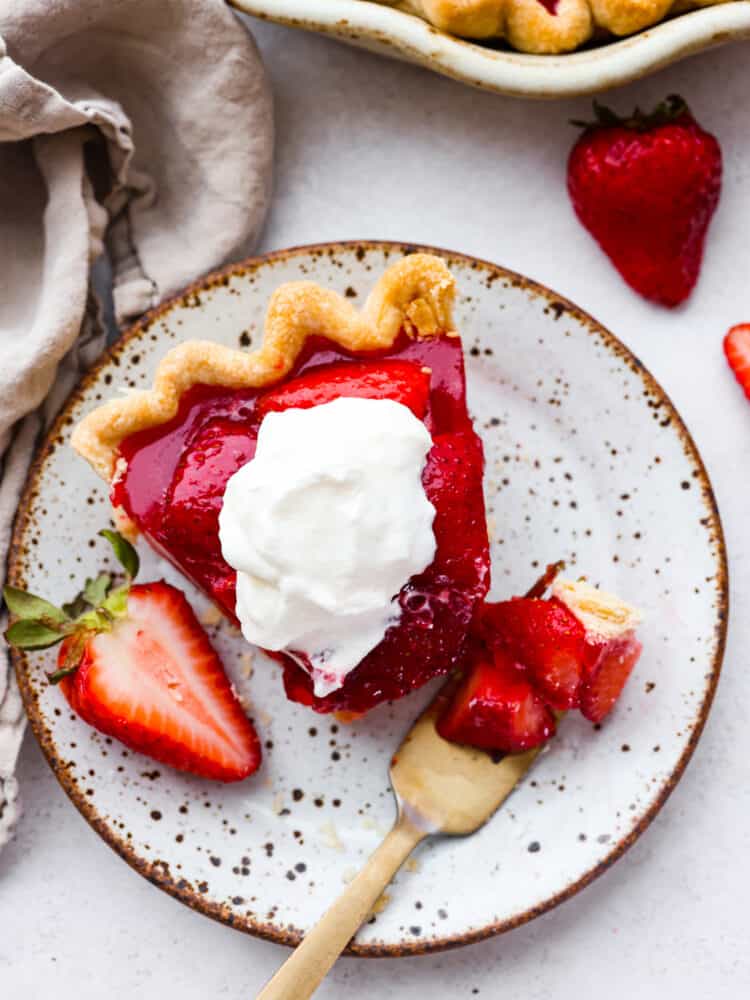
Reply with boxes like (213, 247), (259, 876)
(10, 242), (726, 955)
(231, 0), (750, 98)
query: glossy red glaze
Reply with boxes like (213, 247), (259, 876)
(477, 597), (586, 710)
(256, 359), (431, 420)
(580, 632), (643, 722)
(436, 646), (556, 753)
(114, 334), (490, 714)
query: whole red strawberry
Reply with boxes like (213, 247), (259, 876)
(568, 95), (722, 307)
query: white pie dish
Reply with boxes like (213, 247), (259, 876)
(230, 0), (750, 98)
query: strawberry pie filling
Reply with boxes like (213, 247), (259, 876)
(112, 333), (490, 714)
(218, 396), (438, 698)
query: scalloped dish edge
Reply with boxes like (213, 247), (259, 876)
(229, 0), (750, 97)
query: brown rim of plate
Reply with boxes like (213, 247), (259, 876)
(7, 240), (728, 958)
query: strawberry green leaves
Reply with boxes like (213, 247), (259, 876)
(572, 94), (690, 133)
(4, 586), (71, 650)
(83, 573), (112, 608)
(5, 618), (67, 650)
(2, 529), (140, 682)
(3, 587), (69, 627)
(100, 529), (139, 580)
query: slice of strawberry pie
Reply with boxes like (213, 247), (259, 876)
(72, 255), (490, 715)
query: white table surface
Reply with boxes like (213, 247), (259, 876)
(2, 17), (749, 1000)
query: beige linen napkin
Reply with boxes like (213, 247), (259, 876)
(0, 0), (274, 851)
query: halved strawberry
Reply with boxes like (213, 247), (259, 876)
(257, 360), (431, 420)
(4, 530), (261, 782)
(724, 323), (750, 401)
(436, 648), (556, 753)
(579, 634), (643, 724)
(478, 597), (586, 710)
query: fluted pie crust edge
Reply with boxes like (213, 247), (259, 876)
(391, 0), (734, 55)
(71, 253), (457, 482)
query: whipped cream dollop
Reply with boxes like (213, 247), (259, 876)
(218, 396), (436, 697)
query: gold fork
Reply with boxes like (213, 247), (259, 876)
(257, 567), (561, 1000)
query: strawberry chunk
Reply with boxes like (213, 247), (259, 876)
(257, 360), (431, 420)
(579, 633), (642, 723)
(724, 323), (750, 401)
(478, 597), (586, 710)
(437, 647), (556, 753)
(59, 582), (261, 781)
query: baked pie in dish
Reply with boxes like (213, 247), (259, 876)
(72, 255), (491, 716)
(386, 0), (737, 54)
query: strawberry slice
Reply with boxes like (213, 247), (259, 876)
(436, 647), (556, 753)
(59, 582), (260, 781)
(724, 323), (750, 400)
(4, 530), (261, 782)
(478, 597), (586, 710)
(256, 360), (431, 420)
(579, 634), (643, 723)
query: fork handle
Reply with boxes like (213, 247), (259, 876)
(257, 814), (427, 1000)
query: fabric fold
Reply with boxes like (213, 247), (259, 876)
(0, 0), (274, 852)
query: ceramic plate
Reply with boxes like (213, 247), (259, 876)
(10, 242), (726, 955)
(231, 0), (750, 99)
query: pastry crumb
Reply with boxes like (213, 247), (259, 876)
(319, 821), (345, 852)
(361, 816), (388, 837)
(333, 709), (362, 724)
(232, 684), (254, 715)
(370, 892), (391, 916)
(199, 604), (223, 627)
(405, 858), (421, 873)
(240, 651), (255, 678)
(111, 457), (128, 487)
(271, 792), (285, 816)
(486, 515), (496, 542)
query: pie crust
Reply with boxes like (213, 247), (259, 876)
(551, 578), (642, 640)
(72, 253), (456, 482)
(390, 0), (732, 54)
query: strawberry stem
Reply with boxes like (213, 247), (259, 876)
(525, 561), (565, 600)
(571, 94), (690, 132)
(48, 665), (80, 685)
